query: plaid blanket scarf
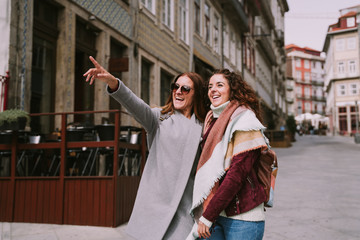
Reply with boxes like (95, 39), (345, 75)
(186, 100), (268, 239)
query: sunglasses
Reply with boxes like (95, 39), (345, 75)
(171, 83), (192, 94)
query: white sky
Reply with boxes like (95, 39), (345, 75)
(285, 0), (360, 52)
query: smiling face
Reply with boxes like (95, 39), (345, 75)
(172, 75), (195, 118)
(208, 74), (231, 107)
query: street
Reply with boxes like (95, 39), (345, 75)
(264, 134), (360, 240)
(1, 134), (360, 240)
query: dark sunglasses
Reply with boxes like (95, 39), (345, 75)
(171, 83), (192, 94)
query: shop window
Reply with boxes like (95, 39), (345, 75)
(31, 0), (59, 134)
(74, 18), (98, 123)
(141, 59), (152, 104)
(339, 115), (347, 132)
(160, 70), (174, 106)
(109, 38), (127, 122)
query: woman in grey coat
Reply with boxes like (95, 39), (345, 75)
(84, 56), (208, 239)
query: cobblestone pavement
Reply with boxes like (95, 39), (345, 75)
(1, 134), (360, 240)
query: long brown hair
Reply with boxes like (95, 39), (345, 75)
(211, 69), (262, 122)
(161, 72), (208, 122)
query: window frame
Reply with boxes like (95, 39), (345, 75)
(204, 2), (211, 45)
(141, 0), (156, 14)
(162, 0), (174, 30)
(213, 13), (220, 53)
(194, 0), (201, 35)
(179, 0), (189, 43)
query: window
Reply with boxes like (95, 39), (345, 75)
(297, 101), (302, 114)
(246, 41), (251, 70)
(194, 0), (200, 34)
(349, 83), (358, 95)
(213, 14), (220, 53)
(304, 72), (310, 82)
(346, 17), (355, 27)
(339, 115), (347, 132)
(305, 102), (311, 111)
(296, 86), (301, 94)
(223, 22), (229, 58)
(160, 70), (174, 105)
(236, 40), (242, 70)
(313, 88), (317, 96)
(295, 58), (301, 67)
(349, 60), (356, 74)
(141, 59), (152, 104)
(347, 37), (356, 49)
(230, 32), (236, 64)
(311, 73), (317, 81)
(304, 60), (309, 69)
(162, 0), (173, 30)
(336, 38), (345, 51)
(338, 61), (345, 74)
(141, 0), (155, 14)
(204, 3), (210, 44)
(304, 87), (310, 97)
(179, 0), (188, 43)
(316, 61), (321, 69)
(337, 84), (346, 96)
(296, 71), (301, 80)
(339, 107), (347, 113)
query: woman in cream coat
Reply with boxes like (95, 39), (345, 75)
(84, 56), (208, 239)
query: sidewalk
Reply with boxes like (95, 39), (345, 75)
(0, 222), (131, 240)
(1, 134), (360, 240)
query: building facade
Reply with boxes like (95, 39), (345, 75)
(323, 5), (360, 136)
(285, 45), (326, 117)
(0, 0), (288, 135)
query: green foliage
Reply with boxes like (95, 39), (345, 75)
(286, 115), (297, 134)
(0, 109), (30, 126)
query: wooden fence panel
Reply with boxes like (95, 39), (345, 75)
(0, 179), (12, 221)
(63, 178), (114, 227)
(13, 179), (62, 224)
(116, 176), (141, 226)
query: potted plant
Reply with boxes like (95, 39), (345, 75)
(0, 109), (30, 131)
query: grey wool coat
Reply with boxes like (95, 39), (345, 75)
(108, 79), (203, 240)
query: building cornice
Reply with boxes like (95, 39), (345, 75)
(325, 76), (360, 92)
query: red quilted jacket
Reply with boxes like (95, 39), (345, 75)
(202, 149), (267, 222)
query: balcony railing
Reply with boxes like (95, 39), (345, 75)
(0, 110), (147, 227)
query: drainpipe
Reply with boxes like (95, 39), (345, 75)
(221, 5), (225, 68)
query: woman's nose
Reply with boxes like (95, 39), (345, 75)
(175, 88), (182, 94)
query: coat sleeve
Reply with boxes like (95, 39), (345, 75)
(201, 148), (261, 223)
(107, 79), (159, 135)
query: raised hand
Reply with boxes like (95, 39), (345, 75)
(83, 56), (118, 90)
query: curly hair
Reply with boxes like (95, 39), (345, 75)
(211, 69), (262, 122)
(161, 72), (208, 122)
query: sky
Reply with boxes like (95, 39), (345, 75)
(285, 0), (360, 52)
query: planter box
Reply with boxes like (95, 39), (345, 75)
(0, 117), (27, 131)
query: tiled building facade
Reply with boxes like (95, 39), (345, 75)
(323, 5), (360, 136)
(285, 45), (326, 117)
(1, 0), (289, 134)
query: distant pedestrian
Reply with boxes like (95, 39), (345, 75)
(84, 56), (208, 239)
(187, 69), (269, 240)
